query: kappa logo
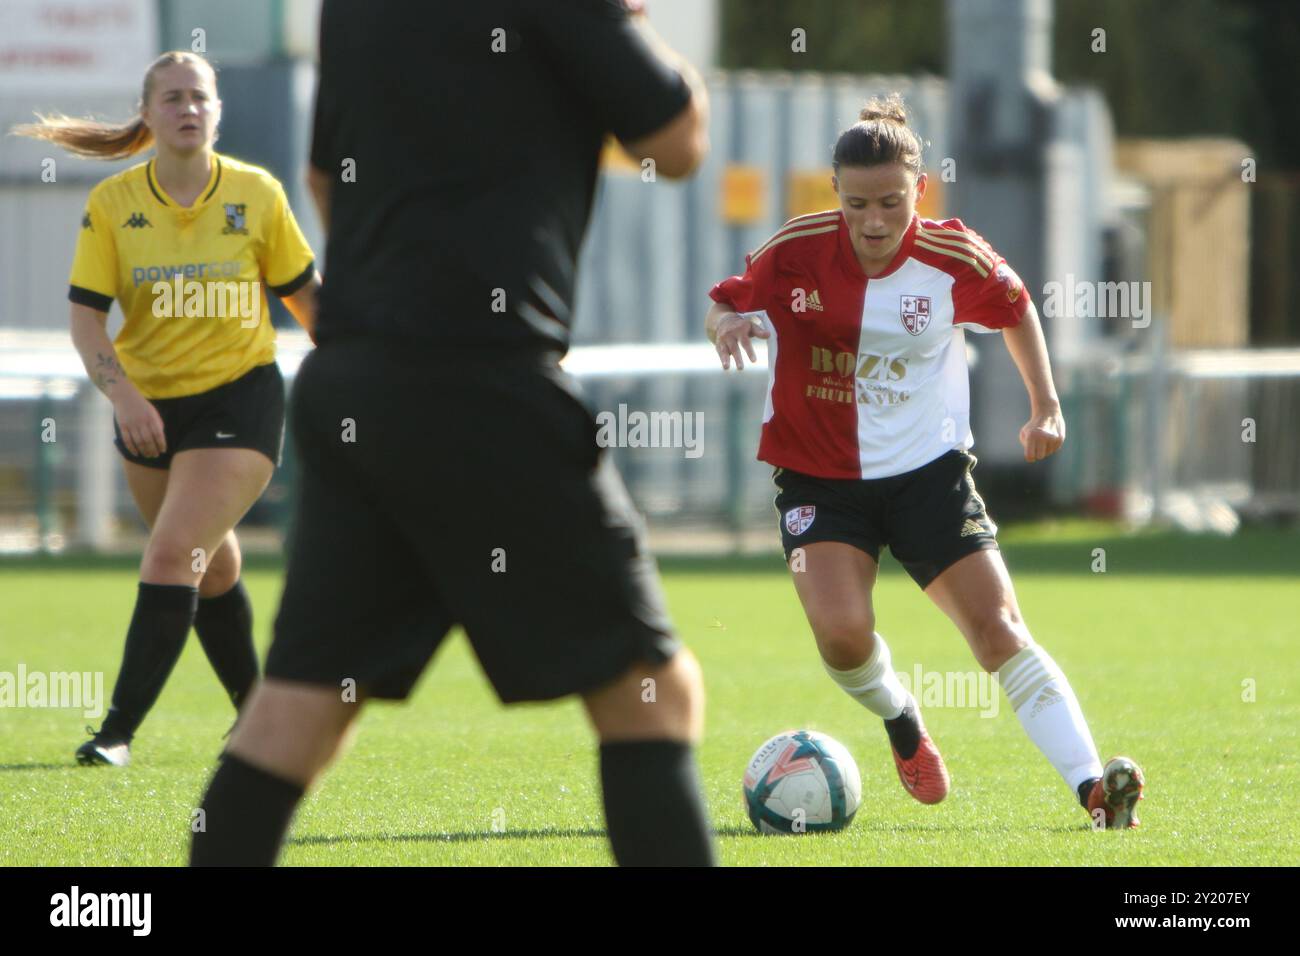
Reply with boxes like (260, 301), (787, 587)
(222, 203), (248, 235)
(784, 505), (815, 535)
(121, 212), (152, 229)
(900, 295), (931, 335)
(81, 212), (93, 231)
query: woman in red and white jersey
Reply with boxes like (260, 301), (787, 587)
(705, 95), (1144, 828)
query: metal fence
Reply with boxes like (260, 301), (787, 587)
(5, 325), (1300, 553)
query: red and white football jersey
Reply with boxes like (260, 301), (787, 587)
(709, 211), (1030, 479)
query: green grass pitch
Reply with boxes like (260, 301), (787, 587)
(1, 522), (1297, 866)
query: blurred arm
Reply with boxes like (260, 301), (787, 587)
(282, 270), (321, 341)
(620, 16), (709, 179)
(307, 166), (332, 236)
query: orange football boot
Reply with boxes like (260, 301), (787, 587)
(887, 696), (950, 805)
(1086, 756), (1145, 829)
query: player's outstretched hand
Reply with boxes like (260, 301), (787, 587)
(713, 312), (770, 371)
(1019, 407), (1065, 462)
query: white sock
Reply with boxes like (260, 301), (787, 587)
(999, 644), (1103, 793)
(823, 632), (908, 720)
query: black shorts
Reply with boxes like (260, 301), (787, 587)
(773, 449), (999, 590)
(265, 337), (679, 704)
(113, 362), (285, 469)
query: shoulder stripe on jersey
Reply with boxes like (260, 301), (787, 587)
(750, 211), (839, 260)
(916, 229), (994, 269)
(783, 209), (840, 228)
(918, 223), (994, 244)
(914, 237), (991, 278)
(752, 221), (839, 263)
(916, 224), (995, 258)
(916, 225), (995, 268)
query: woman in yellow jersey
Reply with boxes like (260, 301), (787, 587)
(14, 51), (319, 767)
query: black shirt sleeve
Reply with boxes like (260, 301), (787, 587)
(529, 0), (693, 143)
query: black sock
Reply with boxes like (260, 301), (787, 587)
(598, 740), (715, 866)
(884, 699), (922, 760)
(191, 754), (304, 866)
(194, 579), (258, 710)
(1078, 777), (1101, 808)
(103, 582), (199, 740)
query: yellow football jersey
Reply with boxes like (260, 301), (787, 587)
(69, 153), (315, 399)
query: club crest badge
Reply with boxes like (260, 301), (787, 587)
(784, 505), (815, 535)
(900, 295), (931, 335)
(222, 203), (248, 235)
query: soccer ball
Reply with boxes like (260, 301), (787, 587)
(742, 730), (862, 834)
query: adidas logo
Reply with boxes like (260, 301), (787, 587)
(960, 518), (985, 537)
(805, 289), (825, 311)
(122, 213), (152, 229)
(1030, 686), (1063, 715)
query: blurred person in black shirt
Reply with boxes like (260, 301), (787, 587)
(191, 0), (713, 867)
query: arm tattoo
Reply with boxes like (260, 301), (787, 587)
(92, 352), (124, 394)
